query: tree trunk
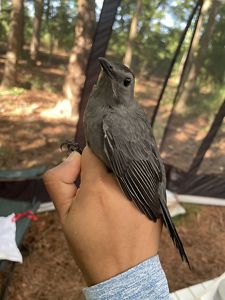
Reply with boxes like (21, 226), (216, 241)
(176, 0), (218, 113)
(63, 0), (96, 117)
(188, 99), (225, 174)
(123, 0), (142, 67)
(18, 0), (24, 53)
(151, 0), (201, 127)
(1, 0), (24, 87)
(30, 0), (43, 61)
(195, 0), (220, 73)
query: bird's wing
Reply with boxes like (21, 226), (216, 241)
(102, 117), (163, 222)
(102, 114), (190, 267)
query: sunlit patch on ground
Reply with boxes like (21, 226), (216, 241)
(0, 90), (75, 170)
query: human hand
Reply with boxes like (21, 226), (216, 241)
(43, 147), (162, 286)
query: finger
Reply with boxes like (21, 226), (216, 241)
(43, 151), (81, 221)
(81, 147), (109, 183)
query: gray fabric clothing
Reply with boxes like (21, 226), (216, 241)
(83, 255), (171, 300)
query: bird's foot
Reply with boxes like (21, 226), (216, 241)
(60, 140), (82, 154)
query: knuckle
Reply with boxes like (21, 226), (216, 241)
(43, 168), (56, 184)
(43, 170), (51, 181)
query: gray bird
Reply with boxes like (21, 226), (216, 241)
(64, 57), (190, 267)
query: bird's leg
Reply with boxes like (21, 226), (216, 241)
(60, 140), (82, 155)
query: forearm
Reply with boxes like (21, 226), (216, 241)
(83, 255), (170, 300)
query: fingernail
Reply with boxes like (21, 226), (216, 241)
(66, 151), (80, 161)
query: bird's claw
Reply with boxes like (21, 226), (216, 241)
(60, 140), (82, 154)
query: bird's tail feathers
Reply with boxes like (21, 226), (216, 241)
(159, 186), (191, 269)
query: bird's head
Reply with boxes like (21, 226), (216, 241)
(97, 57), (135, 105)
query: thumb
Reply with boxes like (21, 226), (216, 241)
(43, 151), (81, 221)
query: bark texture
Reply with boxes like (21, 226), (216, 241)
(1, 0), (24, 87)
(123, 0), (142, 67)
(63, 0), (96, 116)
(30, 0), (43, 61)
(176, 0), (219, 113)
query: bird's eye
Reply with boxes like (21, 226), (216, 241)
(123, 78), (131, 87)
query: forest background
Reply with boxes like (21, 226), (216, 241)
(0, 0), (225, 299)
(0, 0), (224, 172)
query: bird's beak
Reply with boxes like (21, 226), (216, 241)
(98, 57), (113, 79)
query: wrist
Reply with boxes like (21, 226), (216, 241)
(84, 252), (159, 287)
(80, 218), (162, 287)
(83, 255), (170, 300)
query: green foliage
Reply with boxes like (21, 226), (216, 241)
(0, 87), (26, 96)
(0, 0), (76, 51)
(29, 74), (44, 89)
(187, 84), (225, 117)
(40, 0), (76, 51)
(108, 0), (197, 78)
(202, 7), (225, 85)
(0, 0), (11, 41)
(184, 4), (225, 116)
(169, 0), (196, 25)
(108, 0), (225, 117)
(173, 203), (201, 226)
(29, 73), (61, 92)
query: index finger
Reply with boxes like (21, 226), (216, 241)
(81, 147), (109, 183)
(43, 151), (81, 221)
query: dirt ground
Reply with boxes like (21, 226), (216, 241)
(1, 205), (225, 299)
(0, 50), (225, 299)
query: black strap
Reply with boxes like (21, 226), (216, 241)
(159, 1), (203, 151)
(150, 0), (202, 128)
(75, 0), (121, 149)
(188, 99), (225, 174)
